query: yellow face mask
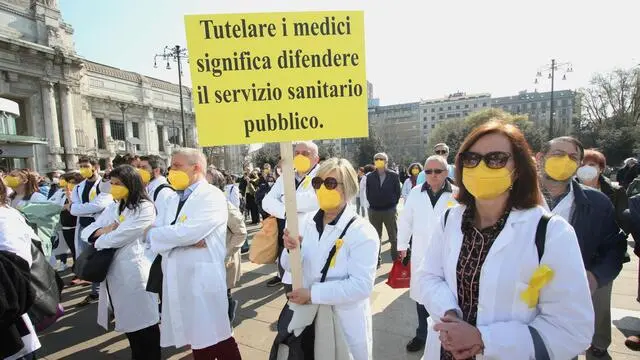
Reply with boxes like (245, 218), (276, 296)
(293, 155), (311, 173)
(138, 169), (151, 184)
(462, 161), (513, 200)
(79, 167), (93, 179)
(411, 168), (420, 176)
(168, 170), (190, 191)
(544, 155), (578, 181)
(110, 184), (129, 201)
(4, 176), (21, 189)
(316, 184), (342, 211)
(374, 160), (385, 169)
(59, 179), (67, 188)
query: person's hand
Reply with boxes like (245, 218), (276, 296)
(587, 271), (598, 293)
(101, 222), (119, 235)
(283, 229), (302, 250)
(398, 250), (407, 261)
(434, 315), (484, 358)
(193, 239), (207, 248)
(287, 288), (311, 305)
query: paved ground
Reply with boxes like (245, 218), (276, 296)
(36, 222), (640, 360)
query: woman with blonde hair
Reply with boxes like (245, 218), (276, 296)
(5, 169), (46, 208)
(273, 157), (379, 360)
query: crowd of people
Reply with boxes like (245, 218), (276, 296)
(1, 119), (640, 360)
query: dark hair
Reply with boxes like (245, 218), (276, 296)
(123, 153), (140, 165)
(140, 155), (166, 176)
(78, 156), (98, 167)
(363, 164), (376, 174)
(455, 120), (542, 210)
(208, 169), (226, 191)
(62, 171), (84, 184)
(108, 165), (150, 213)
(541, 136), (585, 160)
(407, 162), (424, 175)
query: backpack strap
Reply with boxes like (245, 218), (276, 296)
(443, 208), (452, 227)
(320, 217), (358, 283)
(535, 214), (552, 262)
(153, 183), (174, 202)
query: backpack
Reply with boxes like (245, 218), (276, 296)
(443, 209), (551, 261)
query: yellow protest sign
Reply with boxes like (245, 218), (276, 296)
(184, 11), (368, 146)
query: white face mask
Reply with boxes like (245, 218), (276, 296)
(98, 179), (111, 194)
(576, 165), (599, 181)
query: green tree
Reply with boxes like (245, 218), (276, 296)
(574, 67), (640, 165)
(356, 125), (386, 166)
(426, 108), (546, 160)
(317, 142), (338, 160)
(250, 143), (280, 169)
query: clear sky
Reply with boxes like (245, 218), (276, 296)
(59, 0), (639, 105)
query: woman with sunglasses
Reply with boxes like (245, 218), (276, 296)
(402, 163), (424, 200)
(80, 165), (160, 359)
(416, 121), (593, 360)
(277, 158), (379, 360)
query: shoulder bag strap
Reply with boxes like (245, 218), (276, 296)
(319, 217), (358, 283)
(153, 183), (174, 202)
(535, 214), (552, 262)
(443, 208), (452, 227)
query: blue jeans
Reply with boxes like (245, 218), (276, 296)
(91, 282), (100, 296)
(416, 302), (429, 341)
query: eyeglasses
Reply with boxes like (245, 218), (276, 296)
(311, 176), (342, 190)
(460, 151), (512, 169)
(425, 169), (446, 175)
(374, 158), (386, 162)
(295, 150), (311, 157)
(435, 150), (448, 155)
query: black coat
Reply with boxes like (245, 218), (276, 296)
(365, 170), (402, 211)
(0, 250), (35, 358)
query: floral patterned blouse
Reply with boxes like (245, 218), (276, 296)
(441, 205), (511, 360)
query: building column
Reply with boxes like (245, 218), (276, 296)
(60, 84), (78, 168)
(144, 107), (158, 154)
(161, 125), (169, 154)
(40, 81), (63, 169)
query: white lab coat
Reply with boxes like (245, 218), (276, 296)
(401, 178), (416, 199)
(70, 177), (113, 259)
(0, 206), (41, 359)
(46, 189), (71, 258)
(148, 181), (231, 350)
(81, 201), (159, 333)
(147, 176), (173, 226)
(359, 174), (369, 210)
(280, 205), (379, 360)
(10, 191), (47, 208)
(262, 166), (320, 285)
(397, 183), (457, 301)
(225, 184), (241, 209)
(416, 205), (594, 360)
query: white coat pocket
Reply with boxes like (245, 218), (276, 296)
(192, 262), (225, 295)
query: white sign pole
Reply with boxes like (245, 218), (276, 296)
(279, 141), (303, 290)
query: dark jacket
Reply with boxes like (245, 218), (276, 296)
(0, 250), (35, 358)
(365, 170), (401, 211)
(570, 180), (627, 288)
(597, 175), (630, 233)
(627, 195), (640, 256)
(624, 165), (640, 188)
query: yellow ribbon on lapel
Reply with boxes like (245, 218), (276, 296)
(302, 176), (312, 189)
(520, 265), (554, 308)
(178, 214), (188, 223)
(329, 239), (344, 268)
(118, 214), (125, 223)
(89, 189), (96, 201)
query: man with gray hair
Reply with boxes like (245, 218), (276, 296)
(417, 143), (456, 185)
(147, 148), (241, 358)
(365, 152), (402, 267)
(262, 141), (320, 289)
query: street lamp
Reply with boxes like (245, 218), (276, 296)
(154, 45), (188, 147)
(117, 102), (129, 152)
(535, 59), (573, 138)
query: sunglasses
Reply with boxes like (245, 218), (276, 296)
(312, 176), (342, 190)
(435, 150), (448, 155)
(425, 169), (446, 175)
(460, 151), (511, 169)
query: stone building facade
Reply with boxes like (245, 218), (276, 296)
(0, 0), (196, 173)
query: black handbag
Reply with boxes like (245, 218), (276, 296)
(75, 245), (116, 283)
(28, 241), (63, 325)
(146, 254), (163, 294)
